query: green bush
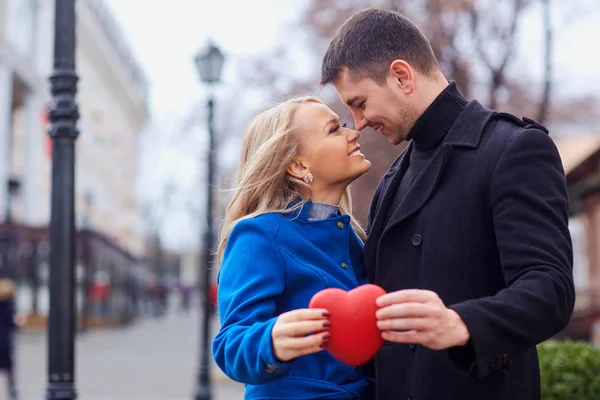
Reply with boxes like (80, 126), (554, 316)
(538, 340), (600, 400)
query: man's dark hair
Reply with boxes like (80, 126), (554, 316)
(321, 8), (440, 86)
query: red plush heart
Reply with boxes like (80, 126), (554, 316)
(309, 284), (386, 366)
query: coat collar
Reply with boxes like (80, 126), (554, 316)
(443, 100), (496, 149)
(379, 100), (493, 179)
(364, 100), (496, 277)
(283, 198), (346, 222)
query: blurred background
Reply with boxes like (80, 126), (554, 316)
(0, 0), (599, 398)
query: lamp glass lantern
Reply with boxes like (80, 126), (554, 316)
(194, 43), (225, 84)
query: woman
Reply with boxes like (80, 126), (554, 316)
(212, 96), (373, 399)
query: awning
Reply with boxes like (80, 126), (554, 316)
(553, 135), (600, 176)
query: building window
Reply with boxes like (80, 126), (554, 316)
(5, 0), (36, 59)
(569, 216), (589, 293)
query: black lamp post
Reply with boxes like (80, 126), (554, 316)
(46, 0), (79, 399)
(192, 42), (224, 400)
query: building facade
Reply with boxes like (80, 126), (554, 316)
(555, 135), (600, 345)
(0, 0), (149, 255)
(0, 0), (150, 318)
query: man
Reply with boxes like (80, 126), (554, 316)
(321, 8), (574, 400)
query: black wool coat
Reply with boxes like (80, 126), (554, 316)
(365, 100), (575, 400)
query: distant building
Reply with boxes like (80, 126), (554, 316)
(0, 0), (150, 321)
(555, 135), (600, 344)
(0, 0), (149, 256)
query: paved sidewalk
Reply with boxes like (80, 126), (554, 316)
(12, 309), (245, 399)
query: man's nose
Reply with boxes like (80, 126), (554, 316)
(351, 110), (369, 131)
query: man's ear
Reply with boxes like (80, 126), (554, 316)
(287, 158), (309, 180)
(389, 60), (414, 94)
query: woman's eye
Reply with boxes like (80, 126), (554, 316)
(358, 101), (366, 109)
(330, 122), (347, 133)
(330, 122), (348, 133)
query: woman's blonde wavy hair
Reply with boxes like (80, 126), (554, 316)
(216, 96), (367, 265)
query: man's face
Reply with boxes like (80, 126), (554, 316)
(333, 68), (419, 145)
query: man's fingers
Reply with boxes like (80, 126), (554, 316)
(377, 317), (431, 332)
(376, 302), (433, 320)
(278, 308), (329, 323)
(381, 329), (419, 344)
(376, 289), (437, 307)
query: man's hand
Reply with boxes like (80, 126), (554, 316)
(376, 289), (470, 350)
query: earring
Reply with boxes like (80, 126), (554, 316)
(303, 173), (313, 184)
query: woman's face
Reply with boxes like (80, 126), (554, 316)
(291, 102), (371, 190)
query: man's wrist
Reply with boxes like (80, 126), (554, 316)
(449, 309), (470, 346)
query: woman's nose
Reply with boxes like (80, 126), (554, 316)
(346, 127), (360, 142)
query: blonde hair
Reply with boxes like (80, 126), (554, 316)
(216, 96), (367, 265)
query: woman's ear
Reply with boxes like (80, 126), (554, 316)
(287, 158), (308, 180)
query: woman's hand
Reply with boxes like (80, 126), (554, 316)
(271, 308), (330, 362)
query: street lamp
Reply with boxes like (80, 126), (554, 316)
(46, 0), (79, 399)
(192, 41), (224, 400)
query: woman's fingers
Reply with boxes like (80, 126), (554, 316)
(274, 319), (329, 338)
(278, 308), (329, 323)
(272, 308), (332, 361)
(284, 330), (330, 350)
(278, 331), (330, 360)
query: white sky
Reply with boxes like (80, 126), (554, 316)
(104, 0), (600, 251)
(105, 0), (300, 116)
(104, 0), (303, 250)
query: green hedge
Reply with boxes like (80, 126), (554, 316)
(538, 340), (600, 399)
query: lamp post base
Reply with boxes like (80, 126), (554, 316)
(45, 381), (77, 400)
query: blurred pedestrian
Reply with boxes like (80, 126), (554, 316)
(0, 279), (24, 400)
(177, 282), (192, 313)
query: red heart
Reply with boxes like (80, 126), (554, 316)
(309, 284), (386, 366)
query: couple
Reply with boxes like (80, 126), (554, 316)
(212, 8), (574, 400)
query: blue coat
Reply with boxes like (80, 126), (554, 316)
(212, 201), (374, 399)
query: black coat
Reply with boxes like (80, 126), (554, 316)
(365, 101), (575, 400)
(0, 299), (16, 370)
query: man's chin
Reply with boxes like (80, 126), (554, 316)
(386, 131), (409, 146)
(388, 136), (402, 146)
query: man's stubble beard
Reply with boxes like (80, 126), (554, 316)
(395, 103), (420, 145)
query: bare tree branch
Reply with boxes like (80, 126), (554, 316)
(469, 4), (494, 71)
(537, 0), (552, 123)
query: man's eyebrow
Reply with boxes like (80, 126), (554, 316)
(346, 96), (360, 107)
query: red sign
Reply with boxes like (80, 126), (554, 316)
(40, 105), (52, 158)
